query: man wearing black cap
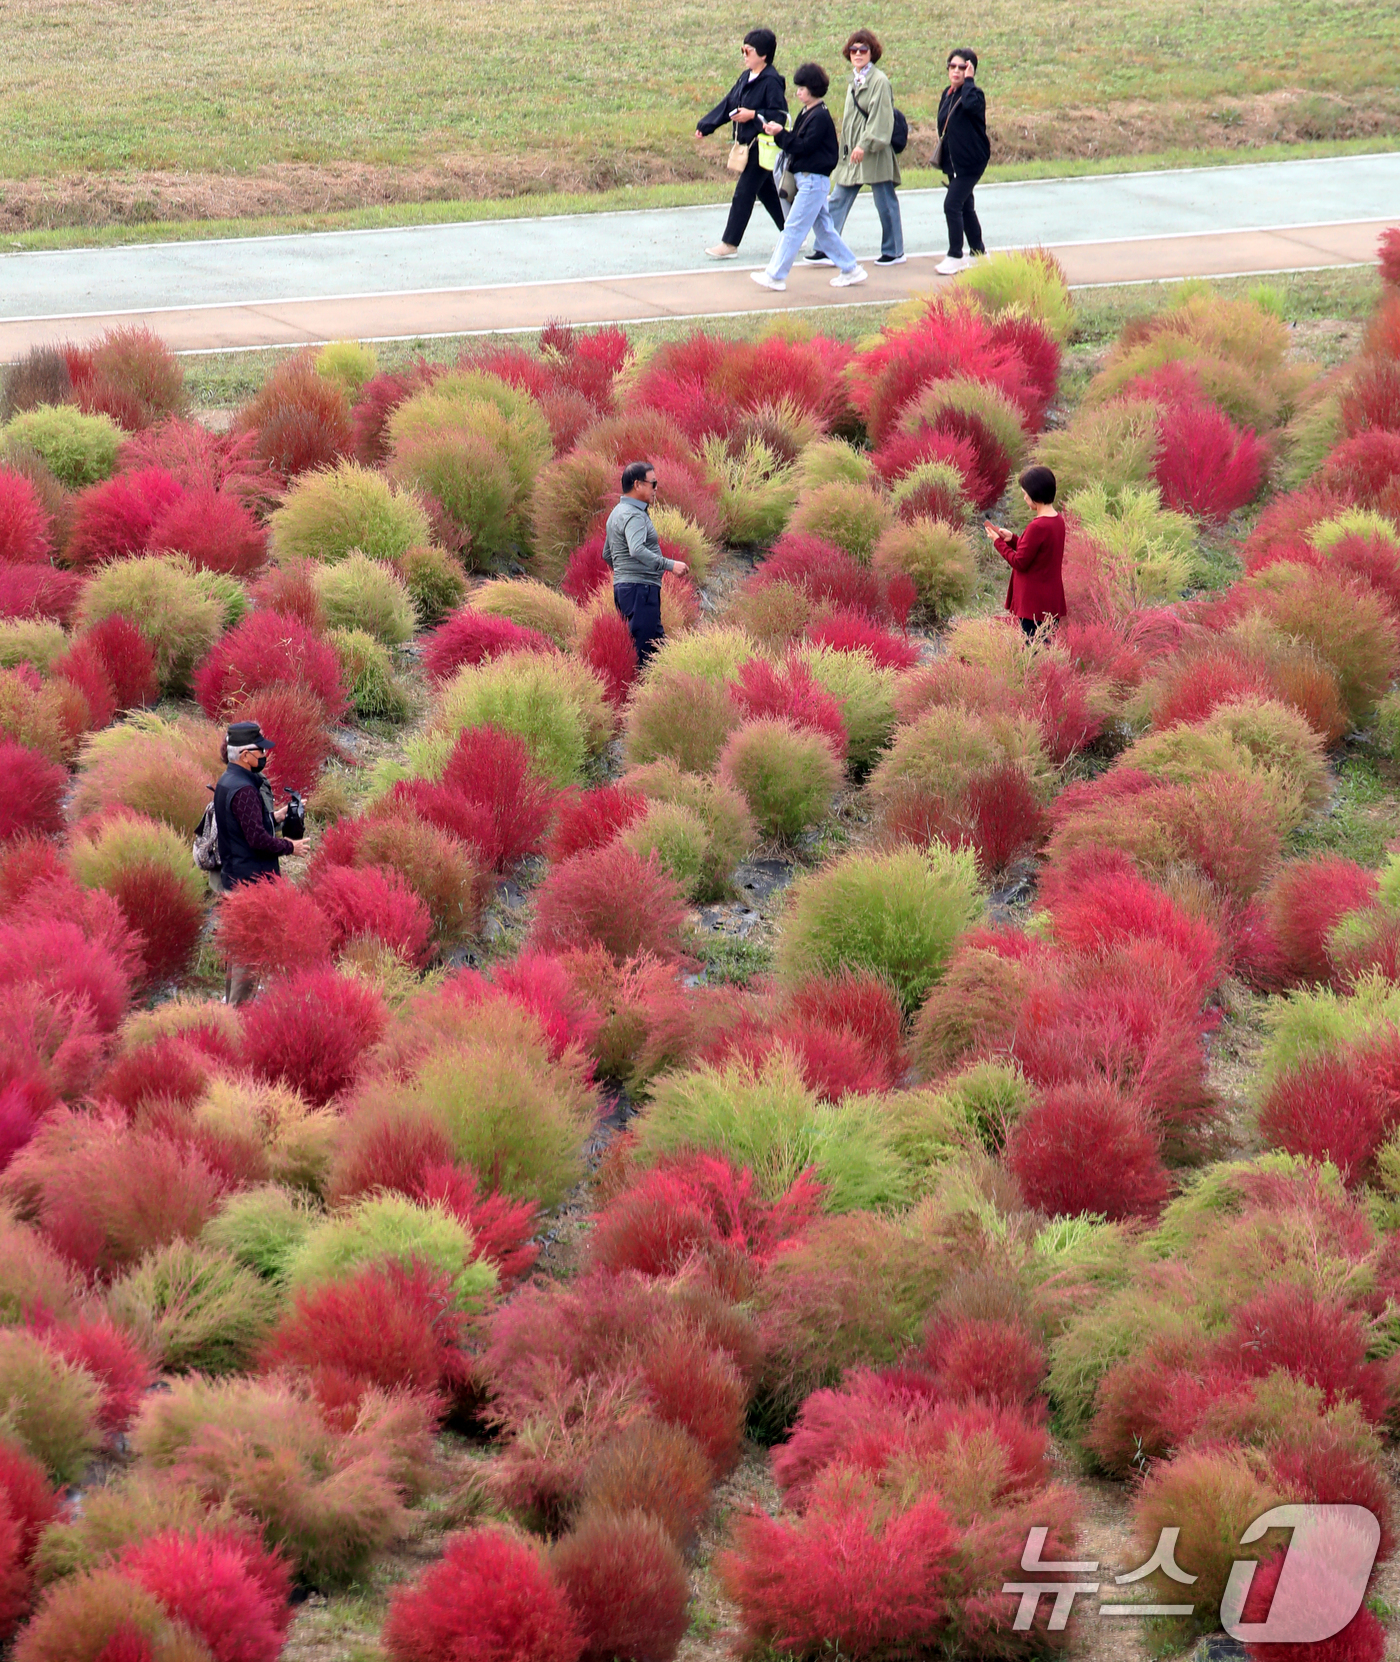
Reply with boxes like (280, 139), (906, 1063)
(213, 720), (304, 1004)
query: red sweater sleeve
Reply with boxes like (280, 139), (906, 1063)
(996, 517), (1053, 572)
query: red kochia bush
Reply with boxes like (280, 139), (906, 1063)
(0, 742), (66, 843)
(0, 1438), (60, 1572)
(529, 846), (687, 963)
(0, 565), (85, 624)
(1046, 859), (1223, 995)
(243, 967), (387, 1104)
(922, 1315), (1046, 1409)
(717, 1490), (957, 1654)
(215, 876), (332, 979)
(248, 560), (325, 631)
(1153, 400), (1267, 522)
(1323, 429), (1400, 510)
(65, 467), (185, 569)
(750, 534), (887, 620)
(49, 637), (119, 730)
(806, 609), (920, 671)
(551, 1510), (690, 1662)
(381, 1529), (583, 1662)
(0, 913), (134, 1033)
(399, 725), (559, 873)
(258, 1259), (469, 1414)
(579, 608), (637, 709)
(147, 486), (267, 577)
(30, 1310), (154, 1433)
(729, 656), (848, 757)
(1220, 1286), (1391, 1423)
(1005, 1083), (1171, 1221)
(561, 537), (612, 603)
(117, 1528), (293, 1662)
(194, 611), (347, 722)
(1261, 854), (1379, 985)
(414, 1162), (540, 1289)
(1241, 1548), (1385, 1662)
(1257, 1041), (1400, 1188)
(237, 353), (353, 480)
(100, 863), (205, 987)
(96, 1033), (214, 1116)
(547, 785), (647, 862)
(81, 615), (158, 711)
(0, 471), (51, 566)
(784, 971), (906, 1089)
(421, 610), (555, 684)
(309, 864), (434, 967)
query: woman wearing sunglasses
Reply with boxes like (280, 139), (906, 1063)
(695, 28), (789, 259)
(934, 48), (990, 274)
(811, 29), (904, 267)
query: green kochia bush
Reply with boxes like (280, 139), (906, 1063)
(778, 844), (984, 1013)
(330, 628), (411, 720)
(632, 1050), (915, 1211)
(316, 339), (379, 396)
(77, 554), (226, 693)
(312, 552), (417, 644)
(404, 651), (610, 787)
(201, 1185), (321, 1280)
(107, 1240), (282, 1374)
(719, 717), (841, 841)
(286, 1192), (497, 1310)
(2, 405), (122, 487)
(0, 1328), (103, 1482)
(790, 642), (896, 774)
(269, 461), (430, 564)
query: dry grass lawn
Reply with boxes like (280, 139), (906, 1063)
(2, 0), (1398, 233)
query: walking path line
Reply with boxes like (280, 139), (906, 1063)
(0, 155), (1394, 356)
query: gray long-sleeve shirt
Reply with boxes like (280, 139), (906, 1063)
(601, 495), (680, 588)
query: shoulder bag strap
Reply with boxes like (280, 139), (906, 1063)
(939, 92), (963, 137)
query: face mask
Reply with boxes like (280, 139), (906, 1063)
(248, 753), (267, 773)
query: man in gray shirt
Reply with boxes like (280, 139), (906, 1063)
(603, 460), (690, 665)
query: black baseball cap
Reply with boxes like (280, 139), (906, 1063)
(226, 720), (276, 750)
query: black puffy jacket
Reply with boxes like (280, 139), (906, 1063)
(936, 81), (991, 177)
(698, 63), (788, 140)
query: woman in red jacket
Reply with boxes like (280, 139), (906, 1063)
(985, 465), (1066, 638)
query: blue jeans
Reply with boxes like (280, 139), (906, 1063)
(766, 172), (860, 281)
(827, 180), (904, 260)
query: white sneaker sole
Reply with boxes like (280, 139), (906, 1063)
(830, 269), (868, 287)
(750, 272), (786, 291)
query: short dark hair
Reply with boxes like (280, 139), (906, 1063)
(793, 60), (829, 97)
(743, 28), (777, 64)
(842, 29), (882, 62)
(621, 460), (656, 493)
(1019, 465), (1057, 504)
(948, 46), (978, 69)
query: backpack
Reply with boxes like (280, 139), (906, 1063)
(853, 84), (908, 156)
(193, 788), (221, 873)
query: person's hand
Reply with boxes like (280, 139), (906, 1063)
(963, 64), (975, 78)
(733, 106), (756, 122)
(984, 521), (1007, 539)
(670, 561), (690, 578)
(273, 804), (289, 823)
(694, 127), (704, 140)
(285, 838), (305, 856)
(851, 145), (865, 163)
(762, 120), (782, 135)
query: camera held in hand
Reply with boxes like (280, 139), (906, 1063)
(282, 789), (306, 841)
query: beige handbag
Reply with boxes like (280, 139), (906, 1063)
(931, 94), (962, 170)
(726, 139), (753, 173)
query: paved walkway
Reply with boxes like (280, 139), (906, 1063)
(1, 153), (1395, 356)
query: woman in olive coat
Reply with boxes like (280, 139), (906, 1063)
(816, 28), (904, 266)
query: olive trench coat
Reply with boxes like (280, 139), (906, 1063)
(831, 66), (901, 187)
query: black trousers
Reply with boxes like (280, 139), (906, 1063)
(722, 145), (786, 247)
(944, 169), (986, 258)
(614, 582), (665, 664)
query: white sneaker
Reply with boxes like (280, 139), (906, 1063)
(830, 266), (868, 288)
(935, 256), (967, 276)
(706, 243), (739, 259)
(751, 271), (786, 291)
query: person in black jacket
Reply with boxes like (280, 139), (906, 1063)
(212, 719), (303, 1004)
(695, 28), (788, 258)
(753, 63), (866, 290)
(934, 48), (991, 274)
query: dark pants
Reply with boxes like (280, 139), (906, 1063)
(722, 145), (786, 247)
(1019, 615), (1059, 639)
(944, 170), (986, 258)
(614, 583), (665, 664)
